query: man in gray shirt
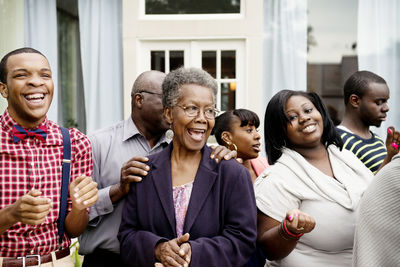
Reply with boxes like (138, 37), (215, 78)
(79, 70), (235, 266)
(79, 71), (169, 266)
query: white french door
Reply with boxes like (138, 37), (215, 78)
(138, 39), (245, 112)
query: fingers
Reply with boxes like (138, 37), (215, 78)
(28, 189), (42, 197)
(154, 263), (164, 267)
(386, 127), (400, 154)
(159, 241), (188, 267)
(177, 233), (190, 258)
(285, 209), (315, 234)
(123, 157), (150, 174)
(70, 176), (98, 210)
(121, 159), (151, 184)
(127, 156), (149, 163)
(179, 243), (191, 263)
(11, 191), (52, 225)
(210, 145), (237, 163)
(177, 233), (190, 245)
(122, 175), (143, 183)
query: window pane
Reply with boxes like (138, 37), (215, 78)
(221, 50), (236, 78)
(146, 0), (240, 14)
(220, 82), (236, 111)
(151, 51), (165, 72)
(202, 51), (216, 78)
(307, 0), (358, 125)
(170, 50), (184, 71)
(57, 4), (86, 132)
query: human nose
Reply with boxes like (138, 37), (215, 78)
(254, 131), (261, 140)
(27, 74), (45, 87)
(299, 113), (310, 123)
(382, 103), (389, 113)
(194, 108), (207, 122)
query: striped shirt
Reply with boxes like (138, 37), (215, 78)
(337, 127), (386, 174)
(0, 109), (93, 257)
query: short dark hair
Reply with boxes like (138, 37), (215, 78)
(264, 90), (343, 164)
(343, 70), (387, 105)
(0, 47), (45, 84)
(212, 109), (260, 146)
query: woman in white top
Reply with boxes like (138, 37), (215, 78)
(255, 90), (373, 267)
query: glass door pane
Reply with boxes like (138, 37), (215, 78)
(221, 50), (236, 78)
(202, 51), (217, 78)
(151, 51), (165, 71)
(170, 50), (184, 71)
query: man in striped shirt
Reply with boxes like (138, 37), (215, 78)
(337, 70), (398, 174)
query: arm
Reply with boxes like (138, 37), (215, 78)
(65, 131), (97, 237)
(376, 127), (400, 173)
(257, 209), (315, 260)
(109, 156), (150, 203)
(0, 190), (51, 235)
(189, 167), (257, 267)
(65, 175), (98, 237)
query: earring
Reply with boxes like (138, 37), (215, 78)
(165, 129), (174, 139)
(226, 141), (237, 151)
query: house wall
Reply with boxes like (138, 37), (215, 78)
(122, 0), (264, 119)
(0, 0), (25, 113)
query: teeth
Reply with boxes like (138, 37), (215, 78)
(303, 125), (316, 133)
(25, 93), (44, 100)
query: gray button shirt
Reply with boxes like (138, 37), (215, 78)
(78, 117), (169, 254)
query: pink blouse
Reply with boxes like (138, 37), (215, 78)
(173, 182), (194, 237)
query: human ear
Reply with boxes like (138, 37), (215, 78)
(134, 93), (144, 108)
(349, 94), (360, 108)
(0, 82), (8, 99)
(221, 131), (233, 145)
(164, 107), (173, 124)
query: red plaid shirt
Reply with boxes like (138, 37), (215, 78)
(0, 110), (93, 257)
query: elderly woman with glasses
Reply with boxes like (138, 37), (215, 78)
(118, 67), (257, 267)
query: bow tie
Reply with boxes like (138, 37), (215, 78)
(12, 124), (48, 143)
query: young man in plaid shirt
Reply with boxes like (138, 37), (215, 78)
(0, 47), (98, 266)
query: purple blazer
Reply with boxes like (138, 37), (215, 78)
(118, 144), (257, 267)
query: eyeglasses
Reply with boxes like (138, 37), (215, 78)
(139, 90), (162, 97)
(175, 105), (219, 119)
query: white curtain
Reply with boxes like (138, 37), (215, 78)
(24, 0), (59, 123)
(358, 0), (400, 137)
(263, 0), (307, 104)
(78, 0), (123, 134)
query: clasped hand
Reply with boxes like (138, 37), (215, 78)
(284, 209), (316, 234)
(155, 233), (191, 267)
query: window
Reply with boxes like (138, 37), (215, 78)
(307, 0), (358, 124)
(145, 0), (240, 15)
(202, 50), (236, 111)
(151, 50), (184, 72)
(140, 40), (244, 112)
(57, 0), (86, 132)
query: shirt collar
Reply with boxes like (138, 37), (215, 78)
(123, 116), (170, 147)
(1, 109), (49, 133)
(122, 116), (141, 141)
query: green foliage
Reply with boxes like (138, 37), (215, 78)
(70, 240), (82, 267)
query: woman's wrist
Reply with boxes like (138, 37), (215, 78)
(278, 219), (304, 241)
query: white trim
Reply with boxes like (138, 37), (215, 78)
(137, 36), (247, 41)
(139, 0), (244, 20)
